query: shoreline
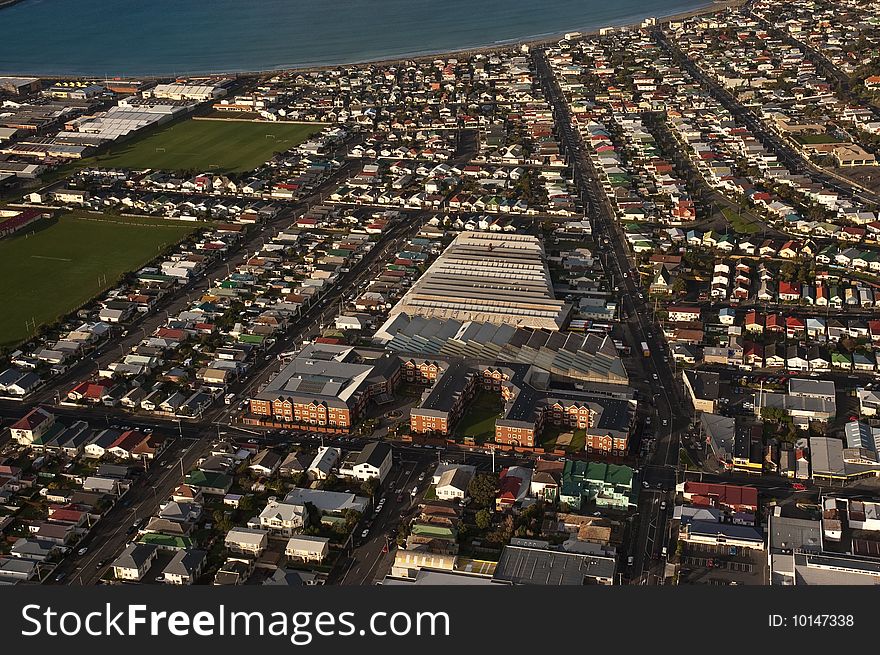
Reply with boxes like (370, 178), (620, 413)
(1, 0), (741, 80)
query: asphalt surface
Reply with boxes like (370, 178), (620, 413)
(534, 48), (689, 583)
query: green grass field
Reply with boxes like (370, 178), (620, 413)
(0, 213), (196, 348)
(81, 119), (325, 173)
(794, 133), (844, 145)
(722, 206), (761, 235)
(456, 391), (503, 443)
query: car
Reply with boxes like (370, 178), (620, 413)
(791, 483), (807, 491)
(96, 559), (108, 568)
(77, 547), (88, 556)
(360, 529), (370, 539)
(655, 482), (663, 489)
(418, 472), (426, 482)
(54, 573), (66, 583)
(642, 481), (650, 488)
(660, 501), (667, 511)
(706, 558), (714, 568)
(661, 546), (667, 557)
(627, 556), (634, 566)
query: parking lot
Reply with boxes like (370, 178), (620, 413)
(678, 541), (767, 585)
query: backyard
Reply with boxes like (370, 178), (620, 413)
(456, 391), (504, 443)
(0, 213), (196, 348)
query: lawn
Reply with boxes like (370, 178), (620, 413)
(721, 207), (761, 235)
(78, 119), (325, 173)
(540, 425), (586, 453)
(794, 133), (844, 145)
(0, 213), (196, 348)
(456, 391), (503, 442)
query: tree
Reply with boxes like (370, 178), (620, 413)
(212, 509), (232, 534)
(238, 494), (255, 512)
(468, 473), (500, 509)
(304, 501), (321, 530)
(761, 406), (790, 424)
(475, 509), (492, 530)
(361, 476), (380, 498)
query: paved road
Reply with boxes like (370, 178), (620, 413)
(23, 143), (363, 408)
(654, 27), (880, 207)
(534, 48), (697, 583)
(45, 433), (209, 585)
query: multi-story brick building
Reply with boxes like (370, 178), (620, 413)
(409, 360), (477, 435)
(248, 344), (400, 431)
(409, 360), (634, 454)
(401, 358), (444, 385)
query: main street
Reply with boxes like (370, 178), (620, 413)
(533, 49), (687, 583)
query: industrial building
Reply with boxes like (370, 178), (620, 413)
(383, 231), (570, 331)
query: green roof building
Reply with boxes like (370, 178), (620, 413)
(559, 459), (635, 510)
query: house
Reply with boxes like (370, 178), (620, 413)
(257, 499), (305, 537)
(434, 464), (476, 501)
(10, 407), (54, 445)
(778, 281), (801, 302)
(112, 543), (158, 581)
(160, 549), (207, 585)
(248, 449), (282, 476)
(308, 446), (341, 481)
(184, 470), (233, 496)
(10, 538), (59, 562)
(83, 428), (122, 458)
(224, 527), (269, 556)
(279, 451), (310, 477)
(340, 441), (392, 483)
(284, 535), (330, 563)
(667, 306), (701, 323)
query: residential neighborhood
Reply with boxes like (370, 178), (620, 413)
(2, 0), (880, 593)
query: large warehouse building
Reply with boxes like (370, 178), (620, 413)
(384, 231), (570, 331)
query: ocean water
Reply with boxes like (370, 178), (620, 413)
(0, 0), (710, 76)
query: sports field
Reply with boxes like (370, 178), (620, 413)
(0, 213), (196, 348)
(83, 119), (325, 173)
